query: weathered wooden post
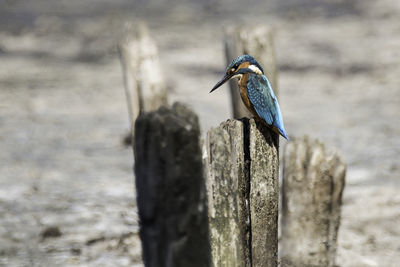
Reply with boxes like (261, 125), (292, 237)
(119, 22), (168, 127)
(204, 118), (279, 267)
(225, 26), (278, 118)
(281, 137), (346, 267)
(203, 119), (250, 267)
(249, 120), (279, 267)
(134, 102), (211, 267)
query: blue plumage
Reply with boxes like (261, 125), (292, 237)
(226, 55), (264, 74)
(247, 73), (289, 140)
(211, 54), (289, 140)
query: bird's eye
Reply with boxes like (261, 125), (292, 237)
(229, 68), (235, 74)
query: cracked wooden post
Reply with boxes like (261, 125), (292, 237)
(281, 137), (346, 267)
(204, 119), (250, 267)
(249, 119), (279, 267)
(204, 118), (278, 267)
(225, 26), (278, 119)
(134, 102), (211, 267)
(119, 22), (168, 128)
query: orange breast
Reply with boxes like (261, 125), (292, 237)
(239, 74), (258, 116)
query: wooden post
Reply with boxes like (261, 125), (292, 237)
(119, 22), (168, 127)
(134, 102), (211, 267)
(225, 26), (278, 119)
(204, 119), (250, 267)
(249, 120), (279, 267)
(204, 118), (279, 267)
(281, 137), (346, 267)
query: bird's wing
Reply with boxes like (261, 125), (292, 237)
(247, 74), (289, 139)
(246, 74), (278, 126)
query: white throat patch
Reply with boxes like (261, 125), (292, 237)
(231, 73), (243, 80)
(231, 73), (243, 82)
(248, 64), (262, 74)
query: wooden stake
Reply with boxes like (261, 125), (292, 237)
(204, 118), (279, 267)
(134, 103), (211, 267)
(281, 136), (346, 267)
(119, 22), (167, 128)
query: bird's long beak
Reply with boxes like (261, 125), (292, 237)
(210, 73), (233, 93)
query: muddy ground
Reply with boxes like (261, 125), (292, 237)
(0, 0), (399, 266)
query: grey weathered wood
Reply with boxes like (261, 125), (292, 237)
(134, 102), (211, 267)
(281, 137), (346, 267)
(204, 118), (279, 267)
(225, 26), (278, 119)
(203, 119), (250, 267)
(119, 22), (168, 127)
(249, 119), (279, 267)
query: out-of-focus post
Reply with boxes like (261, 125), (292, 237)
(134, 103), (211, 267)
(119, 22), (167, 129)
(281, 137), (346, 267)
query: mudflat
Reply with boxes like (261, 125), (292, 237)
(0, 1), (399, 266)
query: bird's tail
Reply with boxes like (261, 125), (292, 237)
(274, 125), (290, 140)
(280, 129), (290, 140)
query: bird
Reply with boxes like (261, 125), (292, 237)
(210, 54), (289, 140)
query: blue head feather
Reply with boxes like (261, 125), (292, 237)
(226, 55), (264, 74)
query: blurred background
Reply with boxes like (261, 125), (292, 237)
(0, 0), (399, 266)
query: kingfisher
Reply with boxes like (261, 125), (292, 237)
(210, 54), (289, 140)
